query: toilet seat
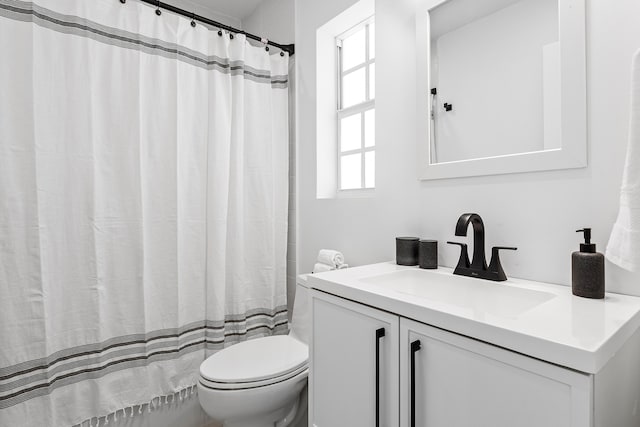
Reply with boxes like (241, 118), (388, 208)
(200, 366), (308, 390)
(199, 335), (309, 390)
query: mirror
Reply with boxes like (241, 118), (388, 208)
(430, 0), (559, 164)
(416, 0), (586, 180)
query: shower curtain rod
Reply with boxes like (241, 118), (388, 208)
(135, 0), (295, 55)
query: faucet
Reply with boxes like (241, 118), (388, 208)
(447, 213), (517, 282)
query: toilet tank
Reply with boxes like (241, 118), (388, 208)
(289, 274), (310, 345)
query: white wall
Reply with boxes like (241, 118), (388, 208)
(172, 0), (242, 28)
(433, 0), (558, 162)
(243, 0), (295, 44)
(296, 0), (640, 296)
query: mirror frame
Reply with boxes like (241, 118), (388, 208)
(416, 0), (586, 180)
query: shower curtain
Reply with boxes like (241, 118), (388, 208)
(0, 0), (290, 425)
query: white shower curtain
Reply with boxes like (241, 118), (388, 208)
(0, 0), (290, 425)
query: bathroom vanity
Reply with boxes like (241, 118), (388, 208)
(308, 263), (640, 427)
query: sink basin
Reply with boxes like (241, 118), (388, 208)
(359, 269), (555, 319)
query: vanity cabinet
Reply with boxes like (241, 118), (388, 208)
(311, 293), (399, 427)
(400, 318), (591, 427)
(311, 291), (592, 427)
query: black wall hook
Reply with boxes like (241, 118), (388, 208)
(444, 103), (453, 112)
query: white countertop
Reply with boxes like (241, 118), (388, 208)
(307, 262), (640, 374)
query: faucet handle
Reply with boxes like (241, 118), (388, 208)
(447, 241), (470, 270)
(488, 246), (517, 281)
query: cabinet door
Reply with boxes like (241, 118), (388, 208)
(311, 290), (400, 427)
(400, 318), (592, 427)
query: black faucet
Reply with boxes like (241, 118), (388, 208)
(447, 213), (517, 282)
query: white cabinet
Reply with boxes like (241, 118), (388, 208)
(311, 291), (593, 427)
(310, 291), (399, 427)
(400, 318), (592, 427)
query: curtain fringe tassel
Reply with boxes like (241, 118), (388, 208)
(76, 385), (198, 427)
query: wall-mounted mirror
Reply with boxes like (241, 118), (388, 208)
(416, 0), (586, 180)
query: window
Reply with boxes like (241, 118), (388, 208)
(315, 0), (374, 199)
(337, 19), (375, 190)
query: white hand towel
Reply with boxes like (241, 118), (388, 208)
(607, 49), (640, 272)
(313, 262), (334, 273)
(318, 249), (345, 267)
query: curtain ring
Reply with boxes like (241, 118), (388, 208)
(229, 33), (234, 40)
(280, 51), (284, 57)
(191, 12), (196, 27)
(119, 0), (126, 4)
(155, 1), (161, 16)
(217, 29), (223, 36)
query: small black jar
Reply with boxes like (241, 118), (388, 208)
(419, 240), (438, 269)
(396, 237), (419, 266)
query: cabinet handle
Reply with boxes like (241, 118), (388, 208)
(375, 327), (385, 427)
(410, 340), (422, 427)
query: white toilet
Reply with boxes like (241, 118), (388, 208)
(198, 275), (310, 427)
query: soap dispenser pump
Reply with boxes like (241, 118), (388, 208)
(572, 228), (605, 299)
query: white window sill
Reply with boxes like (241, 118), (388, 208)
(335, 188), (376, 199)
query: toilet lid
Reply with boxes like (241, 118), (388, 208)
(200, 335), (309, 384)
(199, 365), (308, 390)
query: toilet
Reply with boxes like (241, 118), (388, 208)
(198, 275), (310, 427)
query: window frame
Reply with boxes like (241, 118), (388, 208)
(336, 18), (375, 191)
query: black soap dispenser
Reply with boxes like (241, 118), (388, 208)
(572, 228), (605, 299)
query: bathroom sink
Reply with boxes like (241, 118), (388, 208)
(309, 262), (640, 373)
(359, 269), (555, 319)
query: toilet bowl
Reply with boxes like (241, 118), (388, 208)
(198, 275), (310, 427)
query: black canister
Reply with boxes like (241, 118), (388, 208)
(419, 240), (438, 269)
(396, 237), (419, 266)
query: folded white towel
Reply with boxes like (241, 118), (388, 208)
(313, 262), (334, 273)
(607, 49), (640, 272)
(318, 249), (345, 267)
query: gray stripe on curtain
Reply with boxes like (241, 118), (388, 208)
(0, 317), (289, 409)
(0, 306), (287, 379)
(0, 0), (289, 87)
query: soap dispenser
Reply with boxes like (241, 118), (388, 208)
(572, 228), (605, 299)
